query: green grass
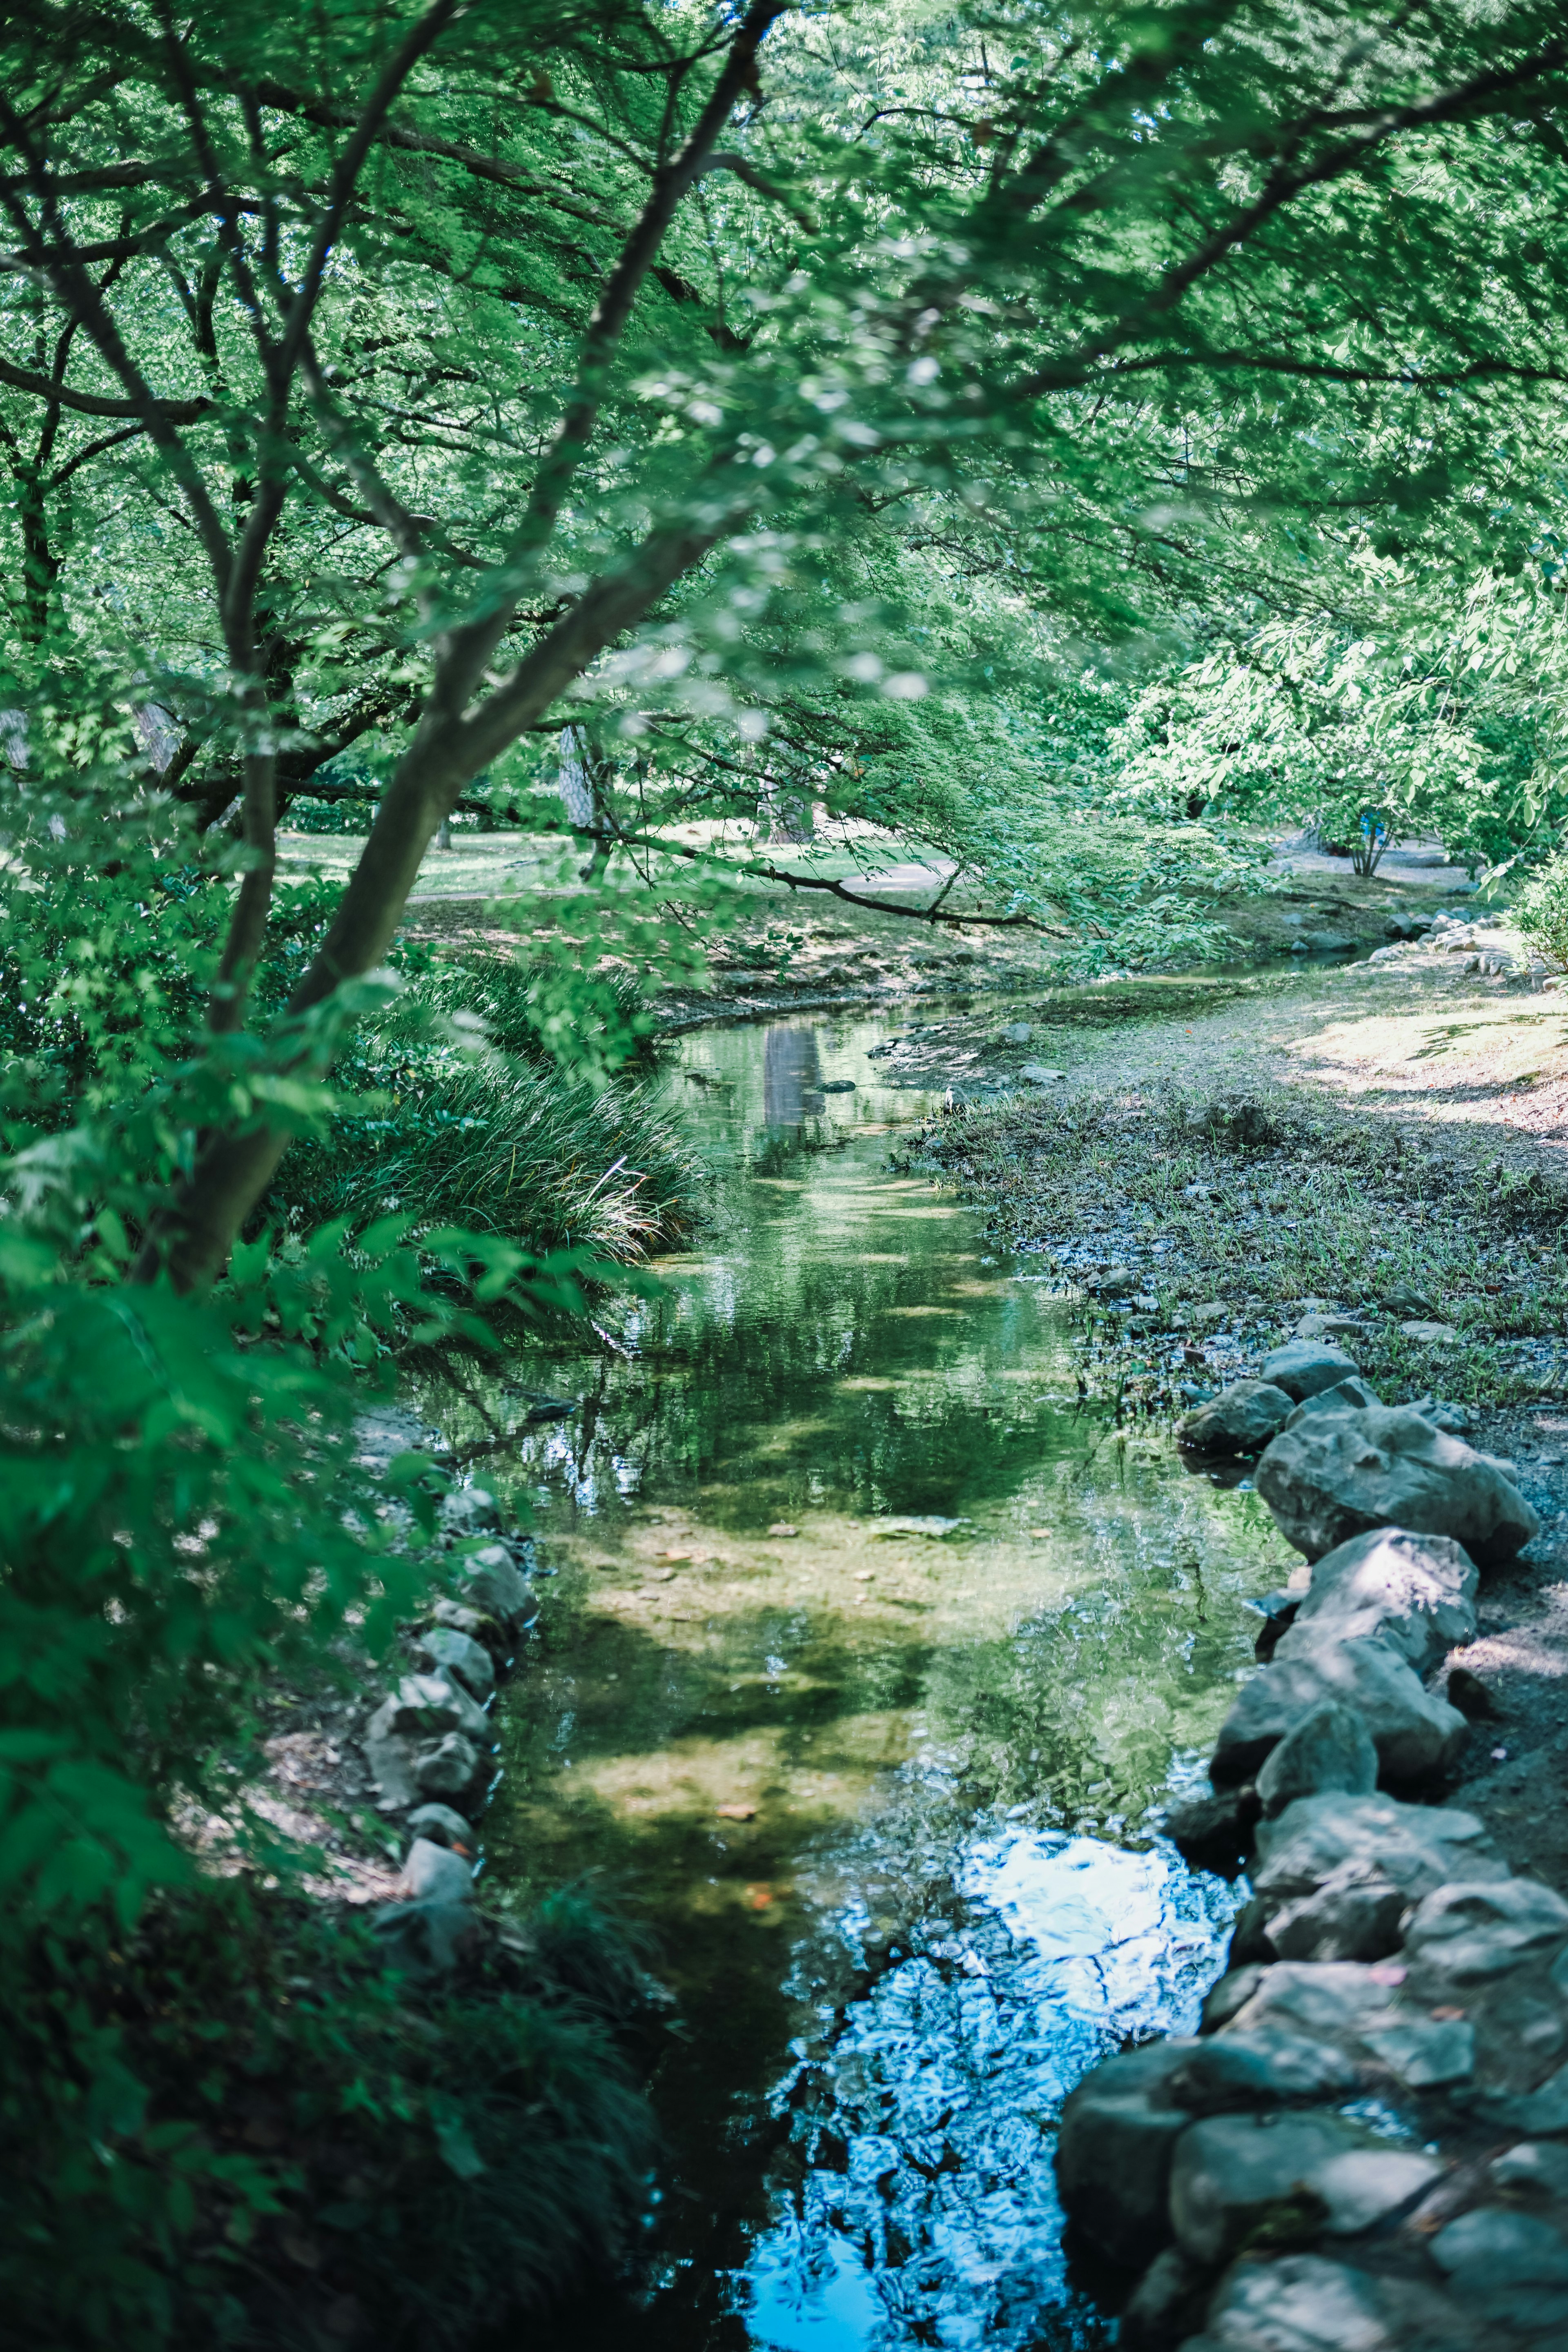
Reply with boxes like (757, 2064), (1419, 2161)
(899, 1085), (1568, 1415)
(272, 957), (704, 1263)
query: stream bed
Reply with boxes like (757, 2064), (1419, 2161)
(416, 1007), (1294, 2350)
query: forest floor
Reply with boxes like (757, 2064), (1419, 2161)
(886, 926), (1568, 1905)
(303, 823), (1479, 1022)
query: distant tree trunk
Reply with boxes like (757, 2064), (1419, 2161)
(758, 771), (813, 844)
(559, 722), (612, 880)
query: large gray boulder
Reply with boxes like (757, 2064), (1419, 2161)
(1259, 1339), (1361, 1401)
(367, 1670), (491, 1745)
(1255, 1405), (1540, 1566)
(1429, 2206), (1568, 2341)
(1180, 2252), (1479, 2352)
(1054, 2042), (1192, 2263)
(1261, 1864), (1407, 1965)
(1251, 1795), (1507, 1912)
(1055, 2031), (1358, 2267)
(1255, 1700), (1379, 1817)
(411, 1624), (495, 1701)
(1169, 2111), (1440, 2265)
(461, 1542), (537, 1626)
(394, 1836), (474, 1904)
(413, 1731), (485, 1800)
(1290, 1527), (1478, 1677)
(1178, 1379), (1295, 1454)
(1402, 1879), (1568, 1988)
(372, 1896), (487, 1977)
(1212, 1630), (1467, 1786)
(1283, 1376), (1380, 1428)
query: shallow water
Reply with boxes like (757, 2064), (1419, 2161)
(417, 1007), (1293, 2348)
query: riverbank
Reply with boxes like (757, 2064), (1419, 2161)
(885, 942), (1568, 2348)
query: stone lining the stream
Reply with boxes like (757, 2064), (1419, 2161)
(353, 1477), (542, 1976)
(1056, 1370), (1568, 2348)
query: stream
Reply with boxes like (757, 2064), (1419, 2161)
(416, 1005), (1292, 2350)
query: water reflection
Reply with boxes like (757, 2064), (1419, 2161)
(736, 1836), (1236, 2352)
(764, 1026), (826, 1126)
(411, 1005), (1286, 2350)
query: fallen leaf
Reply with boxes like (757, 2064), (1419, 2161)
(745, 1884), (773, 1908)
(659, 1550), (693, 1563)
(853, 1570), (875, 1581)
(716, 1802), (757, 1820)
(1429, 2005), (1467, 2022)
(766, 1523), (799, 1537)
(647, 1566), (677, 1581)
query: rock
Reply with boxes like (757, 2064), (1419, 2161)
(1218, 1959), (1405, 2054)
(1491, 2141), (1568, 2197)
(372, 1896), (486, 1977)
(1169, 2111), (1440, 2264)
(1163, 2026), (1358, 2113)
(1256, 1702), (1379, 1817)
(1261, 1865), (1406, 1964)
(1283, 1376), (1381, 1427)
(430, 1595), (495, 1643)
(1163, 1783), (1260, 1875)
(413, 1731), (485, 1800)
(1260, 1340), (1362, 1402)
(440, 1485), (501, 1537)
(820, 1078), (857, 1092)
(1292, 1526), (1479, 1677)
(1055, 2042), (1193, 2263)
(460, 1543), (536, 1626)
(1490, 2058), (1568, 2137)
(1401, 1320), (1458, 1343)
(1300, 931), (1356, 953)
(1212, 1629), (1466, 1786)
(395, 1836), (474, 1904)
(1018, 1063), (1067, 1084)
(1118, 2244), (1209, 2351)
(1402, 1880), (1568, 1986)
(1180, 2252), (1478, 2352)
(1096, 1266), (1136, 1298)
(1446, 1666), (1498, 1722)
(1178, 1380), (1296, 1455)
(1000, 1022), (1034, 1044)
(368, 1671), (491, 1745)
(411, 1625), (495, 1702)
(1251, 1795), (1507, 1912)
(1429, 2206), (1568, 2336)
(1254, 1404), (1540, 1566)
(1294, 1312), (1368, 1342)
(1359, 2014), (1476, 2089)
(1183, 1095), (1278, 1147)
(1381, 1285), (1440, 1318)
(1202, 1966), (1269, 2033)
(364, 1726), (420, 1809)
(1250, 1588), (1302, 1662)
(405, 1802), (474, 1851)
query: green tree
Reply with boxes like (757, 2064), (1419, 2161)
(4, 1), (1568, 1284)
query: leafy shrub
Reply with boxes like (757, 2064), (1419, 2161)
(1515, 849), (1568, 969)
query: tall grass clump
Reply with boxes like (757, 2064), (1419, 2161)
(274, 955), (704, 1262)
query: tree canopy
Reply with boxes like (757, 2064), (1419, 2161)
(1, 0), (1566, 1281)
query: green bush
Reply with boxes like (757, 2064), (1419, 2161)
(1515, 849), (1568, 969)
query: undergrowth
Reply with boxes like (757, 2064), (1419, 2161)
(900, 1086), (1568, 1414)
(2, 1883), (655, 2351)
(273, 953), (704, 1264)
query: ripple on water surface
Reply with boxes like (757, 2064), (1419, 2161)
(411, 1009), (1280, 2348)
